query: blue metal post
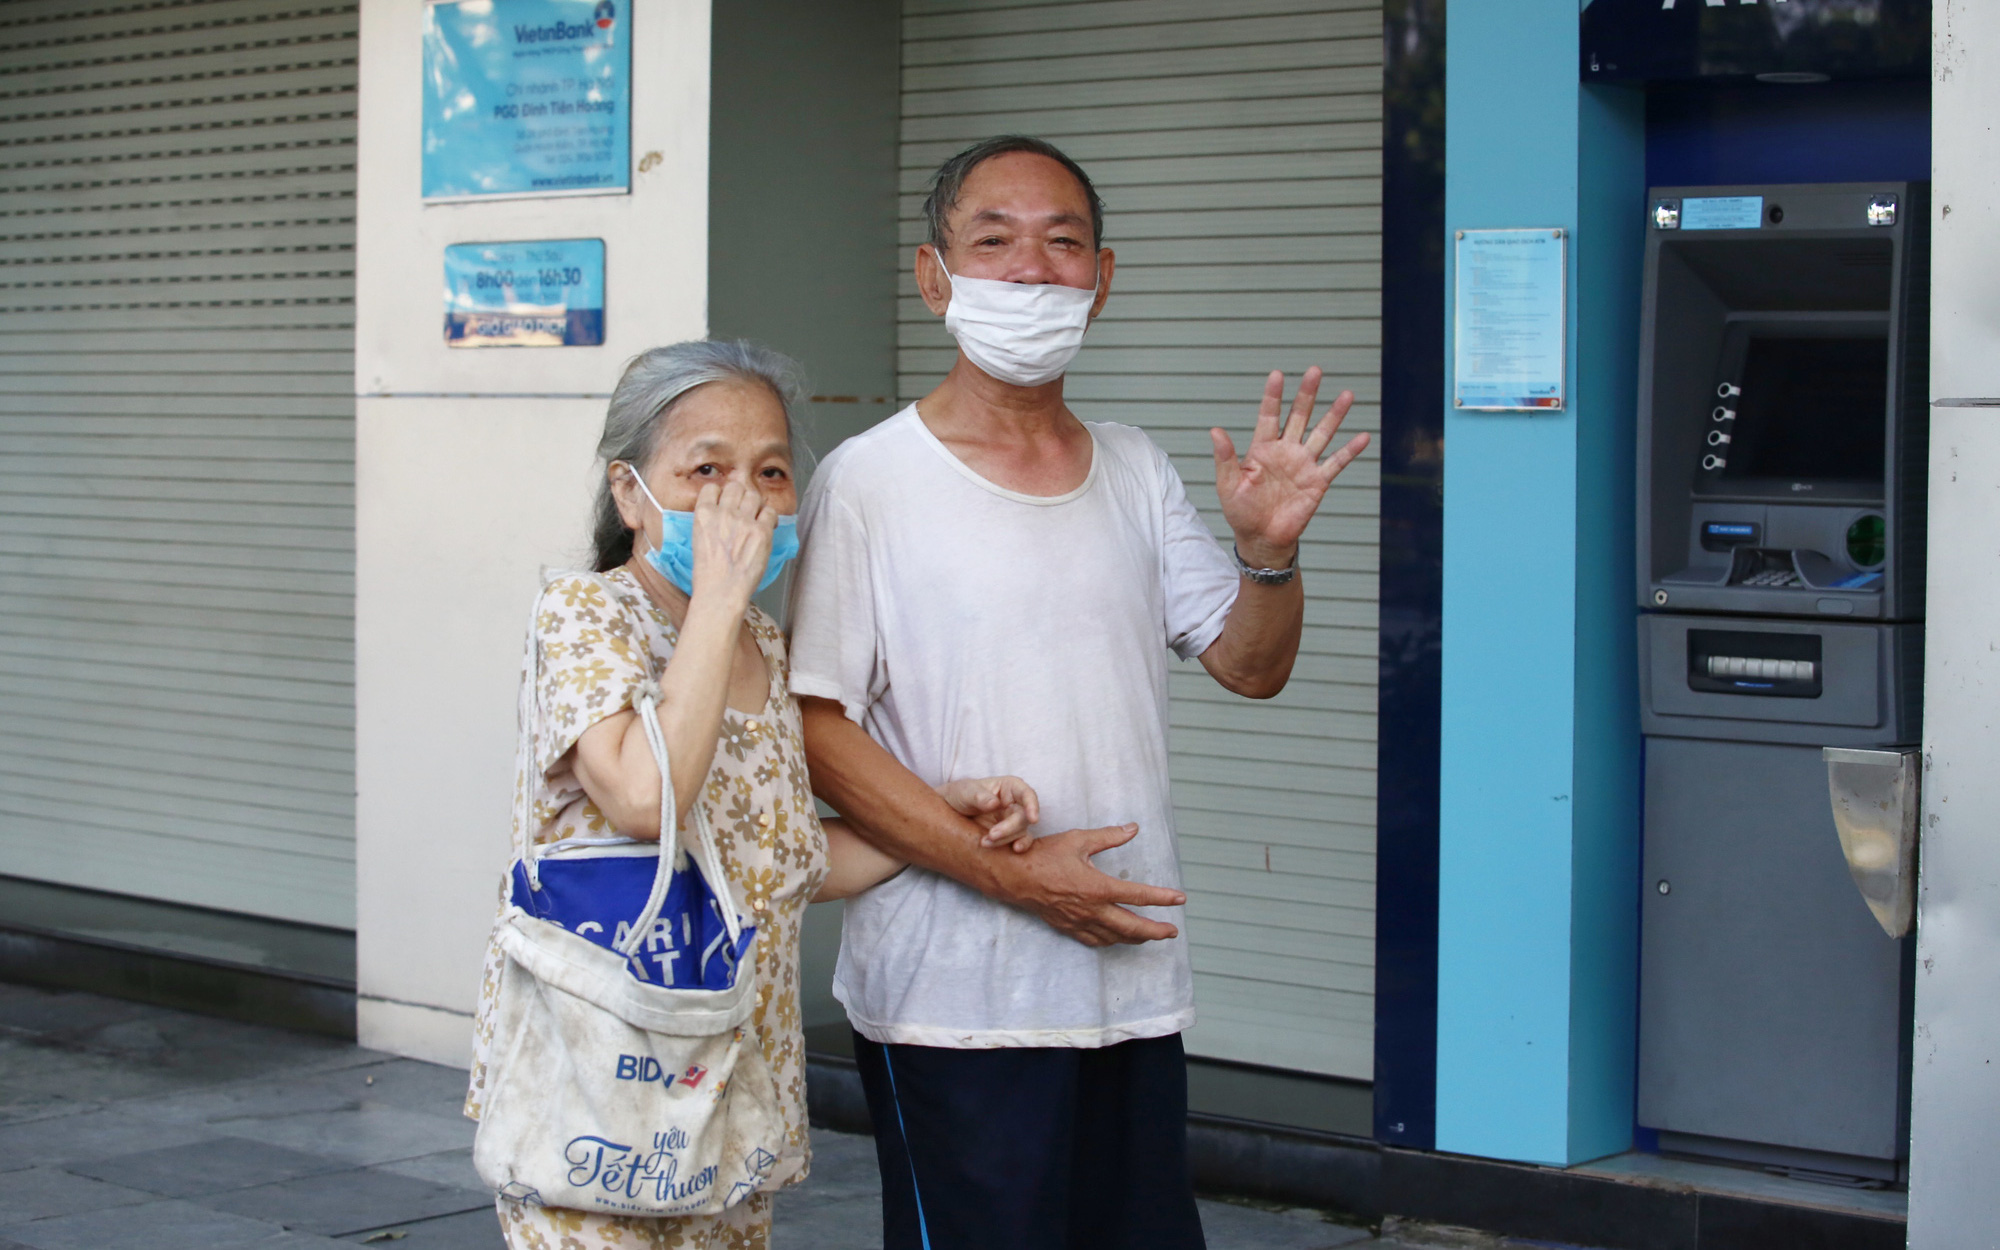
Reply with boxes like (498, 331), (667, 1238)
(1434, 0), (1645, 1167)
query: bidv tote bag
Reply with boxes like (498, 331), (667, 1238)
(473, 571), (786, 1217)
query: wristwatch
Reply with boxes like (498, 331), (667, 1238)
(1233, 544), (1298, 586)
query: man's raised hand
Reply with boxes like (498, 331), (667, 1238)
(1209, 366), (1370, 569)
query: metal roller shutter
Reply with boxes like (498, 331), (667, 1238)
(900, 0), (1382, 1078)
(0, 0), (358, 929)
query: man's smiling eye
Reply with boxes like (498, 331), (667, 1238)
(761, 466), (789, 480)
(693, 464), (719, 476)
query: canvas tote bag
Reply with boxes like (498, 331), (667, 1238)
(473, 571), (787, 1216)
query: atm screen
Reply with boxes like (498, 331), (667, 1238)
(1720, 336), (1887, 486)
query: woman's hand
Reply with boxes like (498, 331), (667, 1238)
(690, 479), (777, 609)
(938, 776), (1041, 852)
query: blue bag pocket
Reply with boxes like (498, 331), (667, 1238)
(510, 853), (755, 990)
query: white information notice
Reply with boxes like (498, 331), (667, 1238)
(1454, 227), (1567, 411)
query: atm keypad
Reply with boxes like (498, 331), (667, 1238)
(1742, 569), (1800, 588)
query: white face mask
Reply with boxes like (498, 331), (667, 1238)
(940, 258), (1098, 387)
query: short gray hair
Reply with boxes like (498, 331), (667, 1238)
(922, 135), (1105, 255)
(590, 339), (806, 572)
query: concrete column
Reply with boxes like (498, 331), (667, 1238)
(1434, 0), (1645, 1166)
(1908, 1), (2000, 1242)
(352, 0), (713, 1065)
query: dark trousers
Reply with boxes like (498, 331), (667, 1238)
(851, 1030), (1206, 1250)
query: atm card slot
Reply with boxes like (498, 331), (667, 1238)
(1687, 628), (1823, 698)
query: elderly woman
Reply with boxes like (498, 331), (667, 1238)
(465, 340), (1036, 1250)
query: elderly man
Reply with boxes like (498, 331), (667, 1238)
(788, 135), (1367, 1250)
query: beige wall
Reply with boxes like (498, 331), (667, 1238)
(353, 0), (713, 1065)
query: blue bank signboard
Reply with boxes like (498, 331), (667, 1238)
(444, 239), (606, 347)
(422, 0), (631, 201)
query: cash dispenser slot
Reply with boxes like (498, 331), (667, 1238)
(1687, 627), (1822, 697)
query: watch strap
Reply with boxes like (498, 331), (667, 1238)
(1233, 544), (1297, 586)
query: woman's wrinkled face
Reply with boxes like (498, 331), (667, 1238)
(611, 379), (797, 554)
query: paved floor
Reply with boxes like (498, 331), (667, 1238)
(0, 983), (1564, 1249)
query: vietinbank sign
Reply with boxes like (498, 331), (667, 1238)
(515, 0), (615, 42)
(421, 0), (631, 201)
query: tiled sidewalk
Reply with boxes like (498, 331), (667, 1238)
(0, 983), (1552, 1249)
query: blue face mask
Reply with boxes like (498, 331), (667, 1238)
(623, 468), (800, 596)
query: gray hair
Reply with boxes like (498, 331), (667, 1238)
(590, 339), (806, 572)
(922, 135), (1105, 256)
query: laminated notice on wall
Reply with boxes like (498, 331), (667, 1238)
(444, 239), (605, 347)
(422, 0), (631, 201)
(1453, 228), (1567, 411)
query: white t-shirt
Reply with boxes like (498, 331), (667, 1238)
(787, 405), (1239, 1048)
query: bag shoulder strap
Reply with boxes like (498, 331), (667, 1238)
(514, 568), (744, 955)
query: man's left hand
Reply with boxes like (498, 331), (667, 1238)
(1209, 366), (1370, 569)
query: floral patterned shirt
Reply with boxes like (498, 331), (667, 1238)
(466, 567), (830, 1192)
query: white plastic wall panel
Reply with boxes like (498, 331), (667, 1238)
(0, 0), (357, 928)
(899, 0), (1382, 1079)
(1909, 2), (2000, 1242)
(1932, 0), (2000, 404)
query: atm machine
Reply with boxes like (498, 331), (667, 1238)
(1634, 182), (1926, 1182)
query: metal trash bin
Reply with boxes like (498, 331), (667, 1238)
(1823, 746), (1921, 938)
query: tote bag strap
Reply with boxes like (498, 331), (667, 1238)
(622, 675), (742, 955)
(513, 569), (743, 956)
